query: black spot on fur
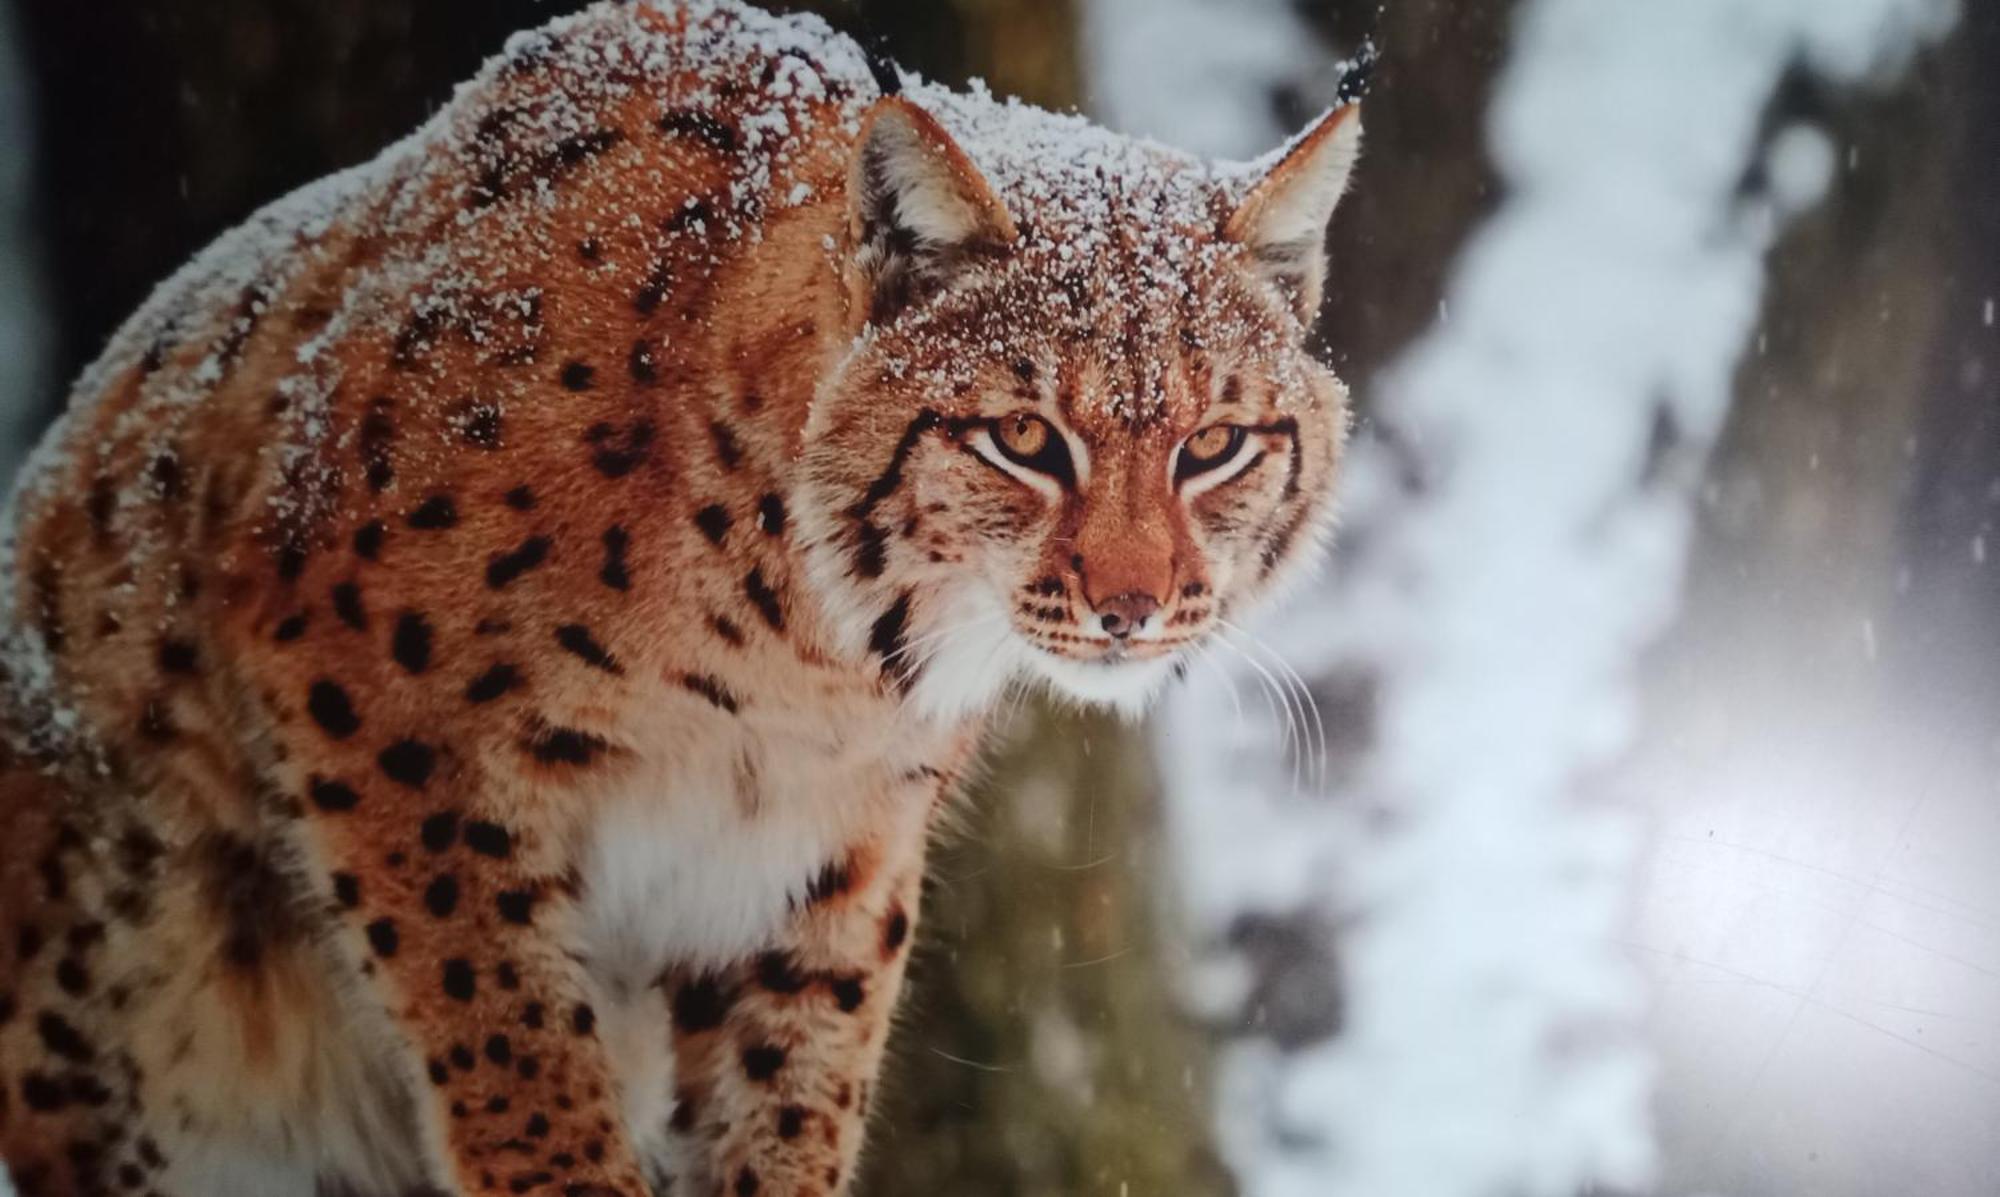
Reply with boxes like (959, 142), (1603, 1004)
(806, 857), (854, 905)
(884, 905), (910, 953)
(360, 400), (396, 491)
(407, 494), (458, 530)
(36, 1011), (95, 1063)
(310, 777), (360, 813)
(22, 1072), (67, 1111)
(496, 890), (535, 925)
(441, 958), (476, 1002)
(204, 834), (294, 970)
(465, 663), (522, 704)
(421, 811), (460, 852)
(554, 624), (622, 674)
(54, 957), (89, 996)
(711, 613), (745, 646)
(757, 493), (787, 535)
(378, 740), (436, 789)
(756, 951), (809, 994)
(366, 918), (399, 958)
(680, 673), (740, 714)
(156, 637), (198, 675)
(571, 1003), (596, 1035)
(504, 485), (537, 511)
(463, 820), (512, 859)
(461, 403), (502, 448)
(743, 567), (783, 630)
(332, 872), (361, 908)
(695, 504), (731, 546)
(151, 451), (186, 503)
(600, 526), (630, 590)
(584, 420), (654, 479)
(485, 1034), (512, 1067)
(275, 611), (309, 642)
(560, 361), (594, 391)
(486, 536), (551, 589)
(777, 1105), (806, 1139)
(526, 725), (607, 766)
(332, 582), (367, 631)
(742, 1044), (786, 1082)
(393, 612), (434, 674)
(672, 976), (731, 1033)
(657, 108), (739, 153)
(633, 260), (673, 316)
(709, 421), (744, 471)
(628, 338), (659, 384)
(424, 874), (460, 918)
(353, 521), (386, 560)
(831, 975), (866, 1012)
(307, 680), (361, 739)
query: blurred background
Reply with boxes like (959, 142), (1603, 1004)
(0, 1), (1994, 1195)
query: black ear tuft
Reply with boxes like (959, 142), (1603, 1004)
(864, 37), (904, 97)
(1335, 40), (1377, 107)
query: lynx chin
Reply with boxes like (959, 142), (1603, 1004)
(0, 1), (1360, 1193)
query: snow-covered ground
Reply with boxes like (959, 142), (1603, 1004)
(1093, 0), (1956, 1195)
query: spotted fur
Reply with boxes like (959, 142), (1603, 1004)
(0, 2), (1359, 1194)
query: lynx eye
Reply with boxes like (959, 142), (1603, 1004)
(1176, 424), (1248, 483)
(986, 412), (1074, 483)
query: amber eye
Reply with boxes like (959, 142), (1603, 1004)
(1176, 424), (1248, 483)
(996, 413), (1050, 459)
(987, 412), (1075, 484)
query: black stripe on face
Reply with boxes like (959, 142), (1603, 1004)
(1258, 505), (1313, 580)
(845, 409), (985, 579)
(1242, 418), (1303, 501)
(847, 410), (943, 522)
(868, 591), (917, 692)
(854, 523), (890, 580)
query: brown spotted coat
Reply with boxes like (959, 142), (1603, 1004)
(0, 2), (1361, 1194)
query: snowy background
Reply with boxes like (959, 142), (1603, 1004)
(4, 1), (1998, 1195)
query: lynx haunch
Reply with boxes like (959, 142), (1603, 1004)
(0, 1), (1360, 1193)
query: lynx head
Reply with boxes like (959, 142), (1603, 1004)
(798, 92), (1361, 721)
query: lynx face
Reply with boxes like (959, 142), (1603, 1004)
(800, 94), (1361, 720)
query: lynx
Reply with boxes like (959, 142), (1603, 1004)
(0, 1), (1359, 1193)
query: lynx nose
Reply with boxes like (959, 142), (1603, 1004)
(1095, 592), (1161, 640)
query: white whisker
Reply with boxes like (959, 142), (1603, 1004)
(1209, 633), (1301, 794)
(1220, 619), (1329, 795)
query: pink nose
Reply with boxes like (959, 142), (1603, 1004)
(1095, 591), (1160, 639)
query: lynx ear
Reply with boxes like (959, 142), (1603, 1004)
(845, 97), (1017, 329)
(1224, 103), (1362, 321)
